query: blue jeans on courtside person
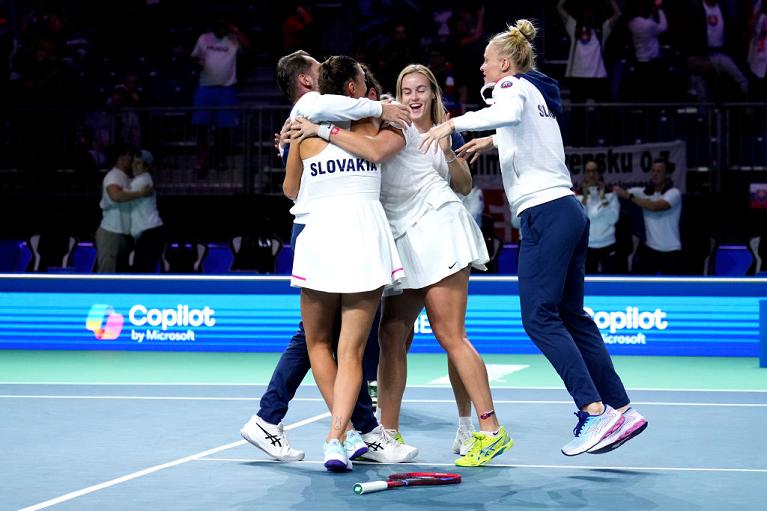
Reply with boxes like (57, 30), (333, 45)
(518, 195), (629, 410)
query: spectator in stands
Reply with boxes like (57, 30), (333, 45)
(114, 72), (141, 106)
(614, 159), (682, 275)
(427, 43), (462, 115)
(282, 5), (317, 54)
(95, 144), (151, 273)
(130, 150), (164, 273)
(190, 18), (251, 172)
(748, 0), (767, 98)
(682, 0), (749, 100)
(107, 84), (142, 149)
(576, 160), (621, 274)
(376, 21), (417, 92)
(445, 4), (486, 107)
(626, 0), (669, 100)
(558, 0), (622, 102)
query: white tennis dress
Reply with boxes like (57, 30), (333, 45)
(290, 142), (404, 292)
(381, 123), (488, 291)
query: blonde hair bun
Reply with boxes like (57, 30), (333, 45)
(515, 19), (536, 42)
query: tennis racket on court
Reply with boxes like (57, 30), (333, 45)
(353, 472), (461, 495)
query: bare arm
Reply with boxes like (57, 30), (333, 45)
(613, 186), (671, 211)
(107, 184), (151, 202)
(557, 0), (570, 20)
(455, 136), (494, 164)
(608, 0), (622, 25)
(440, 135), (472, 195)
(291, 117), (406, 163)
(229, 24), (252, 50)
(283, 138), (303, 200)
(460, 5), (485, 46)
(330, 126), (406, 163)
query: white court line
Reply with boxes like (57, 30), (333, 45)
(2, 382), (767, 393)
(16, 412), (330, 511)
(196, 458), (767, 474)
(2, 395), (767, 407)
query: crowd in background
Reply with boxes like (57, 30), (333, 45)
(0, 0), (765, 277)
(1, 0), (765, 113)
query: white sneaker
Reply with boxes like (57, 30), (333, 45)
(240, 415), (305, 461)
(453, 426), (476, 455)
(588, 408), (648, 454)
(344, 430), (368, 459)
(323, 439), (351, 472)
(359, 425), (418, 463)
(561, 406), (624, 456)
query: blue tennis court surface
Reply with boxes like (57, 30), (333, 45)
(2, 384), (766, 510)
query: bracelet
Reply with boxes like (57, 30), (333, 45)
(445, 153), (457, 164)
(317, 122), (335, 141)
(480, 409), (495, 420)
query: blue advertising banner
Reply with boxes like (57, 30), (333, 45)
(0, 275), (764, 356)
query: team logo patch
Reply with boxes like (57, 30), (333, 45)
(500, 80), (513, 89)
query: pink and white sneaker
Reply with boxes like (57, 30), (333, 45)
(588, 408), (648, 454)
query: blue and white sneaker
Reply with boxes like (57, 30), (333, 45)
(323, 439), (351, 472)
(561, 405), (625, 456)
(344, 430), (368, 460)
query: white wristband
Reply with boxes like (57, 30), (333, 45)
(491, 135), (498, 148)
(317, 123), (334, 141)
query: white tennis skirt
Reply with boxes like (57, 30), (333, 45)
(291, 199), (404, 293)
(388, 201), (488, 292)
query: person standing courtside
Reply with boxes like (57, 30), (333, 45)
(95, 144), (150, 273)
(614, 159), (682, 275)
(422, 20), (648, 456)
(576, 160), (621, 274)
(129, 150), (164, 273)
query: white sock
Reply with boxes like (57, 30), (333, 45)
(480, 429), (500, 437)
(458, 416), (473, 429)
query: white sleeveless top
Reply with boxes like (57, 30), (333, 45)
(297, 141), (381, 211)
(380, 123), (461, 238)
(290, 141), (404, 293)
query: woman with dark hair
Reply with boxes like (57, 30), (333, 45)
(284, 56), (404, 472)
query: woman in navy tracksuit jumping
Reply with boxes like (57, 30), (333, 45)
(420, 19), (647, 456)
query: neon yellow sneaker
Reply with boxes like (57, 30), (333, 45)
(455, 426), (513, 467)
(385, 429), (405, 445)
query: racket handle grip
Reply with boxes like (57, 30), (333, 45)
(354, 481), (389, 495)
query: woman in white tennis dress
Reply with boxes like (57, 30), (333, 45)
(284, 56), (402, 472)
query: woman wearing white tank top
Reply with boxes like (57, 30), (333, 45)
(292, 64), (511, 467)
(284, 56), (403, 472)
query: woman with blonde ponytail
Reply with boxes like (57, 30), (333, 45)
(421, 19), (648, 457)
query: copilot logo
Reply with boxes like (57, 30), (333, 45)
(85, 304), (125, 340)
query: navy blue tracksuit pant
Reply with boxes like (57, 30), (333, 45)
(518, 195), (630, 410)
(257, 224), (379, 434)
